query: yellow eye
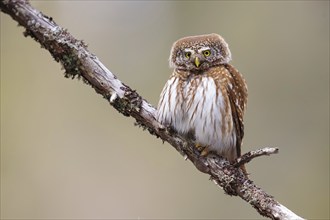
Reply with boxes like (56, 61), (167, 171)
(203, 50), (211, 57)
(185, 52), (191, 58)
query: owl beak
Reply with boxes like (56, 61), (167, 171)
(194, 57), (201, 68)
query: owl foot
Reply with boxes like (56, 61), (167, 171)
(195, 143), (209, 156)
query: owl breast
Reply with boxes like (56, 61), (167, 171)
(157, 70), (237, 161)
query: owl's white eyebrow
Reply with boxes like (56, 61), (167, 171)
(198, 47), (210, 52)
(183, 48), (194, 53)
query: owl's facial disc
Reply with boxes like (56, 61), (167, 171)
(183, 47), (212, 70)
(174, 46), (217, 71)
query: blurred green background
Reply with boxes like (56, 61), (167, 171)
(1, 1), (329, 219)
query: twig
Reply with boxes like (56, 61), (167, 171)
(234, 147), (279, 168)
(0, 1), (304, 219)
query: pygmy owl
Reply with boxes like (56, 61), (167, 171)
(157, 33), (248, 172)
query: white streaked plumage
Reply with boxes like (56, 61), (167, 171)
(158, 73), (237, 160)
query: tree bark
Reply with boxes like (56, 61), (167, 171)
(0, 0), (304, 219)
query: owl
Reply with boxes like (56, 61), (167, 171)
(157, 33), (248, 172)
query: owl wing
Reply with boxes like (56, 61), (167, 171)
(224, 64), (248, 157)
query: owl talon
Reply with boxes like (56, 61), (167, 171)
(195, 143), (209, 156)
(195, 143), (204, 151)
(201, 148), (209, 156)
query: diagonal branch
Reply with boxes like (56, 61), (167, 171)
(1, 1), (304, 219)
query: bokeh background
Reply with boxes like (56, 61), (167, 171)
(1, 1), (329, 219)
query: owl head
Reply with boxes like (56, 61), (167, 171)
(169, 33), (232, 71)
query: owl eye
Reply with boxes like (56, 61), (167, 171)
(203, 50), (211, 57)
(185, 52), (191, 58)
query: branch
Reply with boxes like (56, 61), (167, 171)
(1, 1), (304, 219)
